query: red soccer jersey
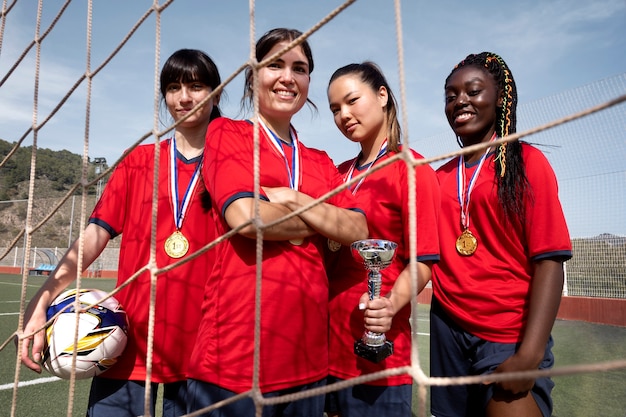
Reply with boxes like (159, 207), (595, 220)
(89, 139), (214, 382)
(189, 117), (364, 393)
(432, 143), (572, 343)
(326, 149), (440, 385)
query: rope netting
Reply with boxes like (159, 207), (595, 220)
(1, 1), (625, 416)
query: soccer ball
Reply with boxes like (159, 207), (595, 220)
(42, 288), (128, 380)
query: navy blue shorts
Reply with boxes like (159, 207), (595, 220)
(86, 376), (186, 417)
(430, 298), (555, 417)
(325, 375), (412, 417)
(186, 378), (326, 417)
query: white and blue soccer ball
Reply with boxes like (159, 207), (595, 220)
(42, 288), (128, 380)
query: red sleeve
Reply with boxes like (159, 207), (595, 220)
(522, 144), (572, 260)
(203, 118), (259, 216)
(89, 150), (133, 237)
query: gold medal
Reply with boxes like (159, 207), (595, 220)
(289, 238), (304, 246)
(456, 229), (477, 256)
(455, 135), (495, 258)
(327, 239), (342, 252)
(164, 230), (189, 258)
(167, 137), (200, 259)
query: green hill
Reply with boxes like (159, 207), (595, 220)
(0, 138), (109, 248)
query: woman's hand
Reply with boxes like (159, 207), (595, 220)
(359, 292), (396, 334)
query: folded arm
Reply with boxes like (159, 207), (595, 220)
(224, 197), (316, 241)
(262, 186), (368, 245)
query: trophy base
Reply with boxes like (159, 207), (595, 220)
(354, 340), (394, 363)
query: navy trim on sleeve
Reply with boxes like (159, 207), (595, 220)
(416, 254), (440, 263)
(221, 192), (270, 218)
(88, 218), (119, 239)
(348, 207), (366, 217)
(532, 250), (573, 263)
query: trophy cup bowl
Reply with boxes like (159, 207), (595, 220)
(351, 239), (398, 363)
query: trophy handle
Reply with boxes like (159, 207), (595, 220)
(350, 239), (397, 363)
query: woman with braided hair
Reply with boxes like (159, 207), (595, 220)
(430, 52), (572, 417)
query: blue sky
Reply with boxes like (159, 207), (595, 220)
(1, 0), (625, 237)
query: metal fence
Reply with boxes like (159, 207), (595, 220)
(3, 74), (626, 299)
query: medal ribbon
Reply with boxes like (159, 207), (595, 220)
(457, 133), (496, 231)
(258, 118), (300, 191)
(343, 140), (388, 194)
(169, 136), (202, 230)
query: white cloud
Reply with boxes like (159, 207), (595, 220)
(1, 0), (625, 165)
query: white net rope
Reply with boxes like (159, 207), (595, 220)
(1, 1), (626, 416)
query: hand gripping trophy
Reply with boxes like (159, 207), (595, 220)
(351, 239), (398, 363)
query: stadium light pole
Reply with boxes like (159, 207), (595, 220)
(94, 157), (107, 200)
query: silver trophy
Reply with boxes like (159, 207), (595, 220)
(351, 239), (397, 363)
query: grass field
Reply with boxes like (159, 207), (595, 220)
(1, 273), (625, 416)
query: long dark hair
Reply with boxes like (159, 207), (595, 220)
(160, 48), (222, 122)
(446, 52), (529, 222)
(241, 28), (317, 113)
(328, 61), (401, 153)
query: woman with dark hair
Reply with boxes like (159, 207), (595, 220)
(430, 52), (572, 417)
(20, 48), (223, 416)
(187, 29), (368, 417)
(325, 61), (440, 416)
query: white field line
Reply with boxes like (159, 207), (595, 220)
(0, 376), (61, 391)
(1, 300), (25, 315)
(0, 281), (40, 288)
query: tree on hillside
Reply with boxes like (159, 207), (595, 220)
(0, 139), (107, 197)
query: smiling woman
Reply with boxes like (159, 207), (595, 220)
(431, 52), (573, 417)
(2, 2), (625, 417)
(444, 65), (503, 155)
(185, 27), (368, 417)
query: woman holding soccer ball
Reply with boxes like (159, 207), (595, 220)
(20, 49), (222, 417)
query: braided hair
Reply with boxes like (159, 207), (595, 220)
(447, 52), (530, 223)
